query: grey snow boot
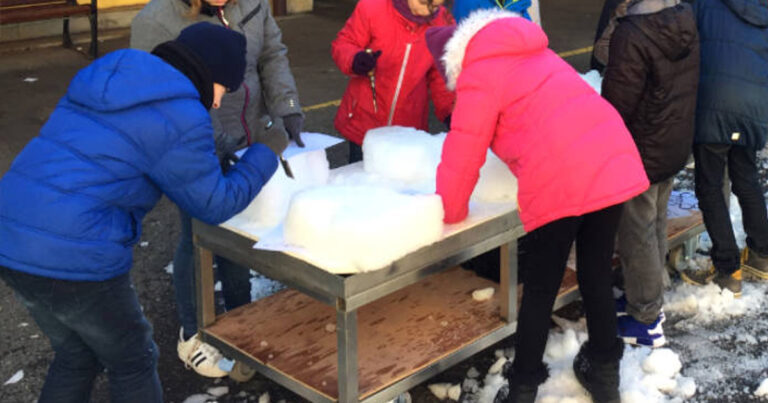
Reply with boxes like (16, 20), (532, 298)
(493, 361), (548, 403)
(573, 339), (623, 403)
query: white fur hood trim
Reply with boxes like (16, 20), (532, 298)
(442, 8), (521, 90)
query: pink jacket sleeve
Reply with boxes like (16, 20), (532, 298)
(436, 67), (501, 223)
(427, 64), (456, 122)
(331, 0), (372, 76)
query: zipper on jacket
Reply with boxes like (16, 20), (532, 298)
(218, 7), (253, 145)
(387, 43), (412, 126)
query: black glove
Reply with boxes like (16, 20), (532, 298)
(282, 114), (305, 147)
(443, 115), (452, 131)
(351, 50), (382, 76)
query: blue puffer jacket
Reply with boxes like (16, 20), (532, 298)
(0, 50), (278, 281)
(452, 0), (532, 23)
(693, 0), (768, 148)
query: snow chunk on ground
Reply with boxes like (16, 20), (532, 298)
(664, 278), (767, 326)
(472, 287), (495, 301)
(642, 349), (681, 379)
(428, 383), (452, 400)
(755, 378), (768, 396)
(472, 329), (694, 402)
(448, 384), (461, 401)
(283, 186), (443, 272)
(206, 386), (228, 397)
(3, 370), (23, 385)
(182, 395), (215, 403)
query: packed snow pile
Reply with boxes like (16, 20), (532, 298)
(227, 129), (518, 273)
(283, 186), (444, 272)
(225, 145), (331, 234)
(468, 329), (695, 402)
(361, 127), (518, 202)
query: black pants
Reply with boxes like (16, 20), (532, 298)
(694, 143), (768, 273)
(512, 204), (623, 376)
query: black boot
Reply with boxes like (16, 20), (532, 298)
(573, 339), (623, 403)
(493, 361), (548, 403)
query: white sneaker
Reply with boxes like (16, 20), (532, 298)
(177, 328), (229, 378)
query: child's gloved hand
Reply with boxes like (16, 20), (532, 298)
(282, 114), (305, 147)
(352, 49), (382, 75)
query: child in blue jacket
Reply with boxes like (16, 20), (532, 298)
(0, 22), (277, 402)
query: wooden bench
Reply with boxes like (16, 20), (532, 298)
(0, 0), (98, 58)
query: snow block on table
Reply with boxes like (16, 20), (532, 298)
(361, 126), (518, 203)
(283, 185), (444, 272)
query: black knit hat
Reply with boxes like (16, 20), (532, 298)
(175, 22), (247, 92)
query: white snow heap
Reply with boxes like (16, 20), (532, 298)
(664, 280), (767, 326)
(283, 185), (444, 272)
(755, 378), (768, 397)
(472, 329), (696, 402)
(230, 147), (330, 233)
(361, 126), (518, 203)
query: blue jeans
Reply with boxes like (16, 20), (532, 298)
(174, 209), (251, 339)
(0, 267), (162, 403)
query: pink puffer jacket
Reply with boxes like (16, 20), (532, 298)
(435, 9), (649, 231)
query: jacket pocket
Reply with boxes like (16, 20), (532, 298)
(239, 3), (262, 28)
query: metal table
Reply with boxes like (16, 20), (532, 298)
(193, 205), (528, 403)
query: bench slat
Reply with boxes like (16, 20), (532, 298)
(0, 0), (70, 7)
(0, 4), (91, 24)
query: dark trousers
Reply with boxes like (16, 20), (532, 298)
(175, 209), (251, 339)
(0, 268), (162, 403)
(694, 144), (768, 274)
(512, 204), (623, 376)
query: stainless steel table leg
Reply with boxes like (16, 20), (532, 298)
(337, 306), (359, 403)
(194, 238), (216, 328)
(500, 242), (518, 323)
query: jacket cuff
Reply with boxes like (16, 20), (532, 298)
(271, 96), (303, 118)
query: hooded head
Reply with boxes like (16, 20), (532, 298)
(151, 22), (246, 109)
(174, 22), (247, 92)
(624, 0), (698, 61)
(452, 0), (532, 22)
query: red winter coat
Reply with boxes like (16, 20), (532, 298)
(332, 0), (456, 145)
(435, 9), (649, 231)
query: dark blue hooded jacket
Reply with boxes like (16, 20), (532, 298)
(0, 49), (277, 281)
(693, 0), (768, 148)
(452, 0), (532, 23)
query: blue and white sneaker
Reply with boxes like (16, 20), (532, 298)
(615, 294), (628, 317)
(617, 310), (666, 348)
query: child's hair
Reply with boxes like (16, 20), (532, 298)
(184, 0), (238, 18)
(185, 0), (204, 18)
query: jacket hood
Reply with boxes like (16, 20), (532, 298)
(625, 1), (698, 61)
(442, 8), (545, 90)
(66, 49), (199, 112)
(721, 0), (768, 27)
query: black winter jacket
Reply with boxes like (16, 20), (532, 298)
(602, 0), (700, 183)
(693, 0), (768, 149)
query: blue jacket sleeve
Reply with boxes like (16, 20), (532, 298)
(149, 124), (278, 225)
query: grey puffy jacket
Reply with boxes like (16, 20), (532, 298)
(131, 0), (303, 157)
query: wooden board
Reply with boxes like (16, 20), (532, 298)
(667, 210), (703, 244)
(205, 267), (508, 400)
